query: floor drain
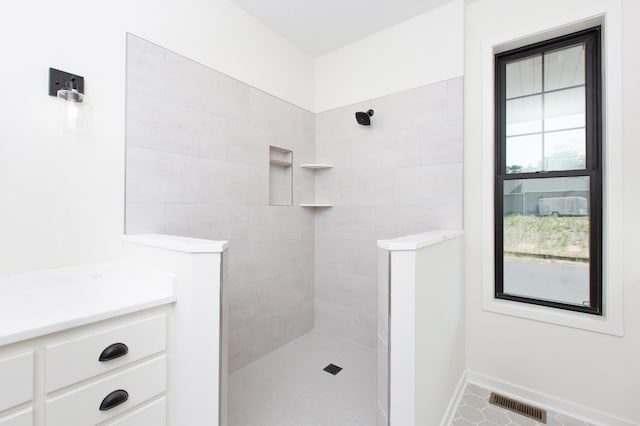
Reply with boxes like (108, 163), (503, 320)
(323, 364), (342, 375)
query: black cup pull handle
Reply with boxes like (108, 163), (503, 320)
(99, 343), (129, 362)
(99, 389), (129, 411)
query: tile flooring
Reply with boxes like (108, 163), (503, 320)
(228, 330), (377, 426)
(452, 383), (596, 426)
(229, 333), (597, 426)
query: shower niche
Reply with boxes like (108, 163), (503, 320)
(269, 146), (293, 206)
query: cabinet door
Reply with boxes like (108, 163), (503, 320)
(0, 352), (33, 412)
(0, 409), (32, 426)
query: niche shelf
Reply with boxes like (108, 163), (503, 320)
(300, 163), (333, 169)
(300, 203), (333, 208)
(300, 162), (334, 207)
(270, 159), (293, 167)
(269, 146), (293, 206)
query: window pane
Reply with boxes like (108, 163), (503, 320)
(544, 129), (586, 171)
(544, 44), (585, 91)
(544, 86), (585, 131)
(502, 176), (590, 306)
(507, 95), (542, 136)
(506, 134), (542, 174)
(506, 55), (542, 99)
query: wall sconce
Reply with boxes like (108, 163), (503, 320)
(49, 67), (87, 133)
(49, 68), (84, 101)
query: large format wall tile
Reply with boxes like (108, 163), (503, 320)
(126, 32), (463, 365)
(370, 82), (448, 132)
(162, 204), (251, 242)
(351, 127), (421, 171)
(127, 90), (211, 157)
(314, 77), (463, 348)
(315, 100), (374, 141)
(418, 119), (464, 165)
(315, 238), (379, 279)
(315, 269), (377, 315)
(125, 34), (315, 371)
(125, 202), (164, 234)
(393, 163), (463, 206)
(126, 146), (200, 203)
(249, 89), (308, 141)
(126, 34), (166, 98)
(166, 51), (250, 122)
(315, 299), (377, 348)
(314, 206), (373, 240)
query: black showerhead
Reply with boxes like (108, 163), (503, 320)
(355, 109), (374, 126)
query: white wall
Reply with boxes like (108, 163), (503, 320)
(464, 0), (640, 422)
(382, 234), (465, 426)
(0, 0), (463, 274)
(414, 237), (464, 426)
(314, 0), (464, 112)
(0, 0), (314, 274)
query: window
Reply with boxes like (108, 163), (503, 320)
(494, 27), (602, 315)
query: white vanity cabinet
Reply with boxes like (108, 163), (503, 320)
(0, 352), (33, 412)
(0, 409), (33, 426)
(0, 352), (34, 426)
(1, 236), (227, 426)
(0, 262), (176, 426)
(0, 310), (170, 426)
(44, 313), (168, 426)
(103, 397), (166, 426)
(44, 315), (167, 393)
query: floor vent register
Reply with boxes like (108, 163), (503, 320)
(489, 392), (547, 423)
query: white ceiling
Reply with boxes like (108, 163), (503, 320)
(229, 0), (453, 56)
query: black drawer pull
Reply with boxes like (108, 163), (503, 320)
(99, 389), (129, 411)
(99, 343), (129, 362)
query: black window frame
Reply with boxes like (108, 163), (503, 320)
(494, 27), (603, 315)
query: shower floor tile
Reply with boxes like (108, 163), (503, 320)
(229, 330), (377, 426)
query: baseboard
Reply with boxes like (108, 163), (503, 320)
(440, 371), (468, 426)
(466, 371), (637, 426)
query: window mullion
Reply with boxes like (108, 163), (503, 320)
(541, 51), (546, 171)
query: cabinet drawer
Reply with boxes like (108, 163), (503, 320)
(0, 409), (32, 426)
(45, 315), (166, 392)
(0, 352), (33, 412)
(104, 397), (165, 426)
(46, 355), (166, 426)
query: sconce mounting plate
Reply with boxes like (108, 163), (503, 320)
(49, 68), (84, 97)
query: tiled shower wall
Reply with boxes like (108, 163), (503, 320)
(125, 35), (316, 371)
(314, 78), (464, 348)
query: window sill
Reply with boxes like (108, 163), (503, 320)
(482, 295), (623, 336)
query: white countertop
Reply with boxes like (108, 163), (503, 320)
(0, 262), (176, 346)
(377, 229), (464, 251)
(123, 234), (229, 253)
